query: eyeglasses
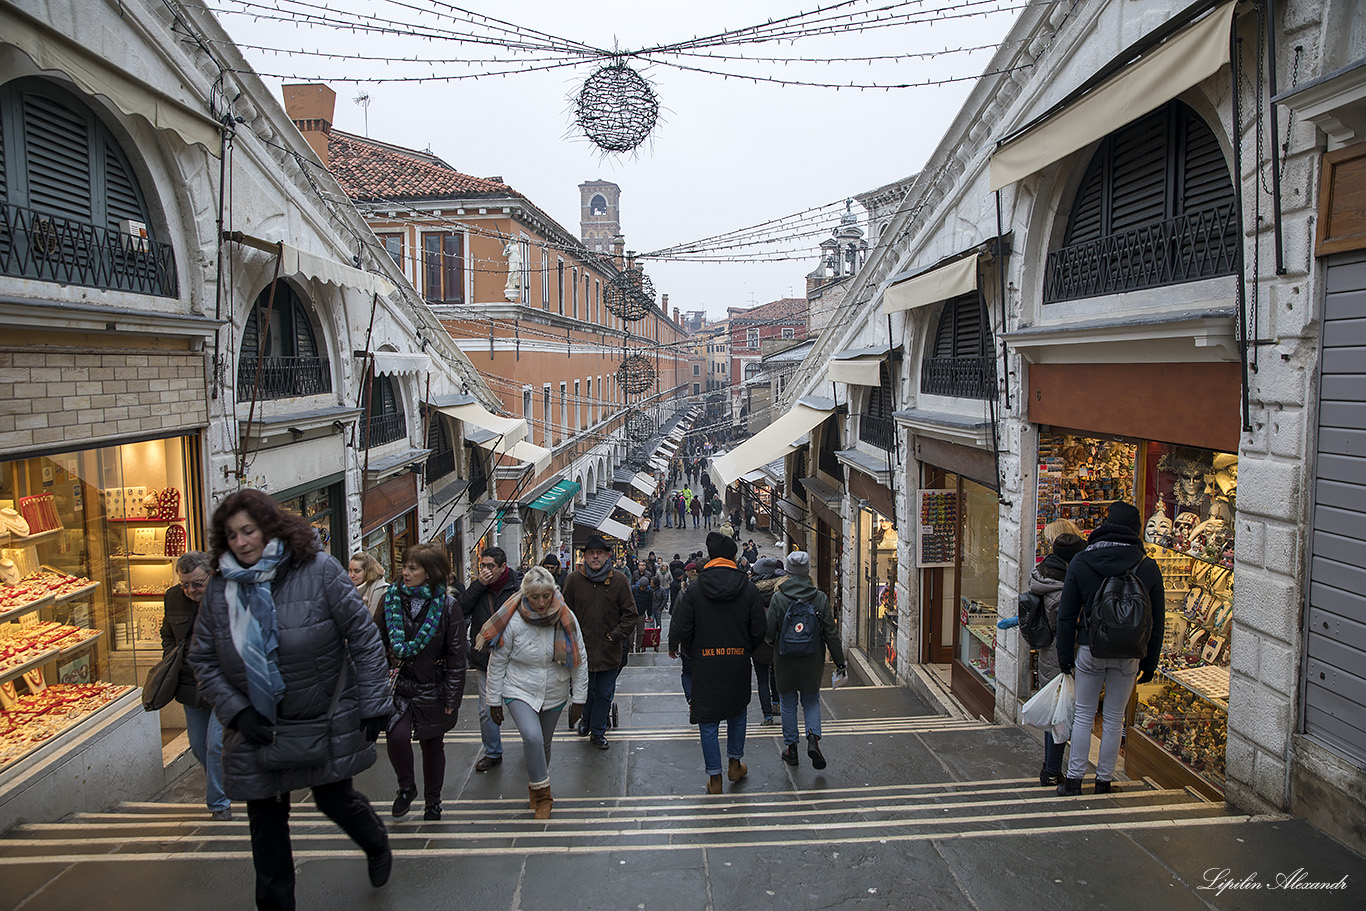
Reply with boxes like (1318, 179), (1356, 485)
(179, 579), (207, 592)
(479, 562), (498, 570)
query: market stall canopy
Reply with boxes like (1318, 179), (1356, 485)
(710, 396), (836, 489)
(615, 497), (646, 518)
(989, 1), (1237, 192)
(492, 439), (552, 475)
(828, 345), (895, 386)
(598, 517), (636, 542)
(575, 489), (635, 542)
(882, 255), (979, 314)
(630, 473), (656, 496)
(434, 395), (528, 447)
(370, 352), (430, 377)
(225, 232), (396, 299)
(1, 4), (223, 156)
(527, 479), (580, 515)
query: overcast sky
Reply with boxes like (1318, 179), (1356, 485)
(214, 0), (1022, 319)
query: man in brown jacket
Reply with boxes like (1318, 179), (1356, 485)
(562, 534), (637, 749)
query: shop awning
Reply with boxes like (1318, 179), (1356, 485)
(598, 517), (636, 542)
(370, 352), (430, 377)
(741, 469), (769, 484)
(435, 396), (528, 447)
(575, 489), (635, 541)
(493, 439), (552, 474)
(629, 472), (656, 496)
(778, 497), (806, 524)
(710, 396), (836, 489)
(225, 232), (396, 299)
(1, 4), (223, 156)
(527, 479), (581, 515)
(615, 497), (646, 518)
(828, 345), (894, 385)
(882, 255), (980, 314)
(648, 457), (669, 471)
(989, 1), (1237, 191)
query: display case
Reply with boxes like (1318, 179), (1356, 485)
(958, 597), (998, 687)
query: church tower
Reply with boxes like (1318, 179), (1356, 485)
(579, 180), (621, 254)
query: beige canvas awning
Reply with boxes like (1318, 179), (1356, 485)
(226, 233), (396, 299)
(598, 517), (637, 542)
(828, 346), (893, 385)
(882, 255), (980, 314)
(629, 473), (656, 496)
(615, 497), (646, 518)
(989, 2), (1237, 192)
(1, 4), (222, 156)
(371, 352), (429, 377)
(437, 400), (528, 446)
(709, 397), (835, 489)
(489, 439), (551, 475)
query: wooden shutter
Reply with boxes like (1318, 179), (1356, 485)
(22, 91), (92, 222)
(931, 302), (956, 359)
(103, 140), (144, 231)
(0, 100), (7, 200)
(240, 305), (261, 365)
(953, 295), (984, 357)
(1179, 108), (1235, 215)
(442, 233), (462, 303)
(1063, 155), (1105, 246)
(291, 293), (320, 360)
(1108, 108), (1169, 234)
(423, 234), (442, 301)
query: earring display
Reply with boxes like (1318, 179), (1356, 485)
(917, 490), (957, 567)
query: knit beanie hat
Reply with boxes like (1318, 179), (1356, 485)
(751, 556), (785, 579)
(1051, 533), (1086, 563)
(785, 551), (811, 576)
(1105, 501), (1142, 534)
(706, 531), (738, 562)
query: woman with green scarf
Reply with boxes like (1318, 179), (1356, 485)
(377, 543), (467, 821)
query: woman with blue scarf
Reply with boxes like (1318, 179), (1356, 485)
(189, 490), (394, 911)
(376, 543), (467, 821)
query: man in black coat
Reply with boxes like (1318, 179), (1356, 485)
(669, 532), (766, 794)
(460, 546), (522, 772)
(1054, 501), (1165, 796)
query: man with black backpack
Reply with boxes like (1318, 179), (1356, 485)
(1054, 501), (1165, 796)
(767, 551), (846, 770)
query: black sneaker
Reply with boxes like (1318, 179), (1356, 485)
(591, 735), (610, 751)
(807, 733), (827, 770)
(781, 743), (798, 766)
(392, 786), (418, 817)
(423, 804), (441, 821)
(367, 847), (393, 888)
(1056, 776), (1084, 797)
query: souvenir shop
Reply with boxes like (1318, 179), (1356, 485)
(0, 434), (202, 774)
(361, 472), (417, 579)
(275, 473), (346, 560)
(1028, 361), (1240, 799)
(850, 472), (899, 682)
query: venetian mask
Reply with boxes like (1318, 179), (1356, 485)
(1160, 451), (1215, 508)
(1145, 504), (1173, 544)
(1174, 512), (1199, 541)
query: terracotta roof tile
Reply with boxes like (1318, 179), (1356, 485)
(326, 130), (518, 203)
(734, 297), (807, 324)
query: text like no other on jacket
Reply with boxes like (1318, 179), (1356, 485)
(700, 647), (748, 657)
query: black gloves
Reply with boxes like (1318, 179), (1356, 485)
(568, 704), (583, 727)
(1059, 663), (1075, 676)
(489, 704), (504, 726)
(232, 708), (273, 746)
(362, 716), (387, 742)
(1136, 668), (1155, 685)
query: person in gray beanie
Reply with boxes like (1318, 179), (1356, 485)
(766, 551), (845, 769)
(749, 556), (786, 724)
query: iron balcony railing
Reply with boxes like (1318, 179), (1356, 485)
(858, 412), (897, 452)
(0, 202), (178, 297)
(425, 447), (457, 483)
(236, 356), (332, 401)
(362, 411), (406, 449)
(920, 355), (995, 400)
(1042, 204), (1239, 303)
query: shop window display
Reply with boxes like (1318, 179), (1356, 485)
(957, 480), (999, 689)
(0, 438), (200, 771)
(1036, 435), (1136, 553)
(858, 508), (899, 677)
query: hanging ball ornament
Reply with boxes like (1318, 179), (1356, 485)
(617, 354), (657, 396)
(626, 411), (654, 442)
(575, 60), (659, 153)
(604, 266), (654, 321)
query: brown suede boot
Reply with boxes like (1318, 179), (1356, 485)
(727, 757), (748, 782)
(530, 785), (553, 819)
(706, 774), (723, 794)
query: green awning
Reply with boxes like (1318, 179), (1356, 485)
(528, 479), (581, 516)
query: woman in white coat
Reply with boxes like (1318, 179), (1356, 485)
(477, 567), (587, 819)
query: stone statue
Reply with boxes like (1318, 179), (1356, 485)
(504, 239), (523, 301)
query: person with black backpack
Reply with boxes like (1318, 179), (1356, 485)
(1021, 531), (1086, 787)
(1054, 501), (1165, 796)
(766, 551), (846, 769)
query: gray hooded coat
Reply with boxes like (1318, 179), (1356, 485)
(189, 551), (391, 801)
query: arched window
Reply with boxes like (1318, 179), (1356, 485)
(1043, 100), (1238, 302)
(0, 77), (175, 296)
(237, 281), (332, 400)
(920, 292), (993, 400)
(590, 194), (607, 215)
(362, 373), (406, 449)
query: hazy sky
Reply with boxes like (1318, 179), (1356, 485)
(212, 0), (1022, 318)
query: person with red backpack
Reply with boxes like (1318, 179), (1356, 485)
(1054, 501), (1166, 796)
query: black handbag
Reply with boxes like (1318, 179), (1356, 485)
(258, 661), (348, 771)
(142, 639), (187, 712)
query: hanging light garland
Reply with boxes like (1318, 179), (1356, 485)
(626, 411), (655, 441)
(603, 264), (655, 321)
(616, 353), (657, 396)
(574, 60), (660, 153)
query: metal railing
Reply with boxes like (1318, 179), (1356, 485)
(0, 202), (177, 297)
(1042, 204), (1239, 303)
(236, 356), (332, 401)
(362, 411), (406, 449)
(920, 356), (994, 400)
(858, 412), (897, 451)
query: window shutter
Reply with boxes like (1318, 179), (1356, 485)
(1108, 109), (1168, 234)
(103, 141), (144, 231)
(0, 101), (7, 200)
(1063, 155), (1105, 246)
(240, 305), (261, 365)
(22, 91), (92, 222)
(1180, 109), (1234, 214)
(931, 302), (956, 359)
(292, 298), (319, 360)
(954, 295), (984, 357)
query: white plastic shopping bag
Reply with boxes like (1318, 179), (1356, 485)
(1021, 673), (1075, 743)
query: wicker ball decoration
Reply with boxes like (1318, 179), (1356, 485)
(604, 266), (654, 321)
(626, 411), (654, 442)
(575, 60), (659, 153)
(617, 354), (657, 396)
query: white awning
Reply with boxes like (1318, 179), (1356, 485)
(648, 458), (669, 471)
(882, 255), (979, 314)
(371, 352), (430, 377)
(492, 439), (551, 474)
(437, 400), (528, 446)
(710, 396), (835, 488)
(1, 4), (223, 156)
(828, 348), (886, 386)
(740, 470), (769, 484)
(630, 473), (656, 496)
(598, 517), (637, 542)
(615, 497), (646, 517)
(989, 1), (1237, 192)
(657, 440), (678, 454)
(227, 232), (396, 299)
(668, 427), (686, 440)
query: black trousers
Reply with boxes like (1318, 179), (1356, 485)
(246, 778), (388, 911)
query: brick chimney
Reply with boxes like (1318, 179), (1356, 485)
(611, 235), (626, 269)
(282, 84), (336, 166)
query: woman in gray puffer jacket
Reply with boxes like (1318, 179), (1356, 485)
(189, 490), (394, 910)
(1025, 532), (1086, 787)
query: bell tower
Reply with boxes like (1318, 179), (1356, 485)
(579, 180), (621, 254)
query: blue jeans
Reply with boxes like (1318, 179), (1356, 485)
(779, 689), (821, 747)
(664, 511), (673, 528)
(474, 669), (503, 759)
(1067, 646), (1138, 781)
(183, 703), (230, 812)
(585, 667), (621, 738)
(699, 713), (747, 776)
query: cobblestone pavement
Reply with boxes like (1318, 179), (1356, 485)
(3, 519), (1363, 910)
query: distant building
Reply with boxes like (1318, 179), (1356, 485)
(728, 298), (808, 426)
(579, 180), (621, 254)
